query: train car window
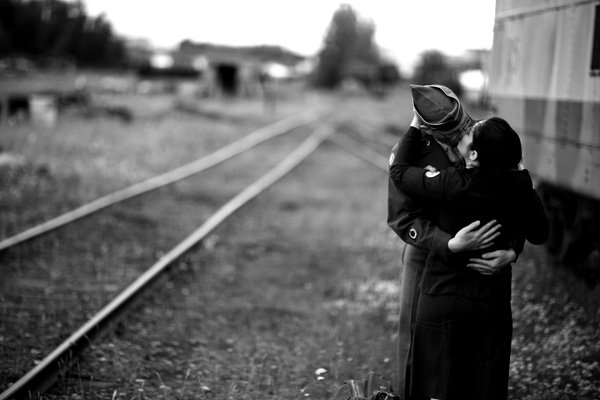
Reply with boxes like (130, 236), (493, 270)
(592, 4), (600, 75)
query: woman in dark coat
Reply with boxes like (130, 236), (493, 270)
(389, 116), (549, 400)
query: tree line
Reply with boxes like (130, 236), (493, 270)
(312, 4), (399, 91)
(0, 0), (465, 94)
(0, 0), (127, 68)
(313, 3), (467, 95)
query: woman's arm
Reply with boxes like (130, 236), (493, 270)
(466, 249), (518, 275)
(525, 187), (550, 244)
(389, 129), (458, 199)
(388, 120), (498, 257)
(447, 220), (501, 253)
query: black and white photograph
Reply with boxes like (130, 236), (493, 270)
(1, 1), (599, 399)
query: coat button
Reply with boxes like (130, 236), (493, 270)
(409, 228), (418, 240)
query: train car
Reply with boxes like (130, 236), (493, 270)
(487, 0), (600, 268)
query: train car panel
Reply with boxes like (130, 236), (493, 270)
(490, 2), (599, 99)
(489, 0), (600, 197)
(488, 0), (600, 267)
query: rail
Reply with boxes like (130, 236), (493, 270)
(0, 123), (334, 400)
(328, 132), (388, 172)
(0, 111), (322, 252)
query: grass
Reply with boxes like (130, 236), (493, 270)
(509, 251), (600, 399)
(0, 81), (598, 399)
(0, 84), (317, 390)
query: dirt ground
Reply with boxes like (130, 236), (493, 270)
(49, 127), (399, 400)
(1, 82), (599, 399)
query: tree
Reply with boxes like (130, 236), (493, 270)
(411, 50), (463, 97)
(0, 0), (127, 68)
(312, 4), (381, 89)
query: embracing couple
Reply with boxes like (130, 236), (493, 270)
(387, 85), (549, 400)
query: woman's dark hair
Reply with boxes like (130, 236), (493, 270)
(471, 117), (522, 170)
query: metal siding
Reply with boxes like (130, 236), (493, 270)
(524, 12), (559, 97)
(523, 131), (600, 200)
(489, 0), (600, 200)
(551, 8), (572, 98)
(488, 18), (527, 96)
(495, 0), (599, 19)
(564, 4), (594, 100)
(492, 95), (600, 199)
(555, 100), (583, 142)
(582, 100), (600, 144)
(490, 1), (600, 100)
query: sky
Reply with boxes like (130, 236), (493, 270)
(81, 0), (497, 74)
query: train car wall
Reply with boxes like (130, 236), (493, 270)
(487, 0), (600, 269)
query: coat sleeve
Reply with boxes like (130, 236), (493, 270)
(525, 187), (550, 245)
(505, 179), (548, 261)
(389, 128), (457, 199)
(387, 127), (451, 256)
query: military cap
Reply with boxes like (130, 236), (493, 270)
(410, 84), (472, 136)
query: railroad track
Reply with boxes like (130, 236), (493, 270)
(0, 112), (322, 253)
(0, 113), (392, 399)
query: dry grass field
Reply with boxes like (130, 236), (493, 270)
(0, 80), (598, 399)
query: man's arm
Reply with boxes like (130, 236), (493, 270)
(387, 176), (451, 256)
(387, 120), (452, 256)
(466, 177), (549, 274)
(389, 119), (517, 268)
(388, 184), (507, 261)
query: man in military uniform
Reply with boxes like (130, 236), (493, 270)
(388, 85), (519, 399)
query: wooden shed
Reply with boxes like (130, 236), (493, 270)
(172, 41), (306, 97)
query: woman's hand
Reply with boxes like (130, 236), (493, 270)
(467, 249), (517, 275)
(447, 220), (501, 253)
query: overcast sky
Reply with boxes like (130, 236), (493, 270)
(81, 0), (497, 73)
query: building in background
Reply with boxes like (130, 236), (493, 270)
(138, 41), (308, 98)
